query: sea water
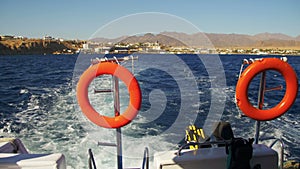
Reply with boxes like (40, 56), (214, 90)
(0, 54), (299, 169)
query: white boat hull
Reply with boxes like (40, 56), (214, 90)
(154, 144), (278, 169)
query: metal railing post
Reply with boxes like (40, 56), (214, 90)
(113, 76), (122, 169)
(255, 71), (266, 144)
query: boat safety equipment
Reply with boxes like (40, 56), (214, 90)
(77, 62), (142, 128)
(185, 125), (207, 149)
(236, 58), (298, 121)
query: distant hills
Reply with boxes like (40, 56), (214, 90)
(91, 32), (300, 49)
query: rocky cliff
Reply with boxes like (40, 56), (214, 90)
(0, 39), (84, 55)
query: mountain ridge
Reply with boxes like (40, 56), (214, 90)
(90, 32), (300, 49)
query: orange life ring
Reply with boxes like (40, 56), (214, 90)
(236, 58), (298, 121)
(77, 62), (141, 128)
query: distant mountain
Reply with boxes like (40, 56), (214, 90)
(161, 32), (215, 47)
(253, 32), (295, 41)
(90, 32), (300, 49)
(120, 33), (187, 47)
(90, 36), (128, 43)
(206, 33), (256, 47)
(254, 39), (300, 48)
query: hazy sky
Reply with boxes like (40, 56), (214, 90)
(0, 0), (299, 39)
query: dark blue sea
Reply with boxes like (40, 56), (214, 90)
(0, 54), (299, 168)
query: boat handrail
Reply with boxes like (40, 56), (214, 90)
(91, 55), (138, 65)
(88, 149), (97, 169)
(142, 147), (149, 169)
(176, 140), (232, 156)
(269, 139), (284, 169)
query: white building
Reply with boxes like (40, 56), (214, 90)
(82, 44), (89, 50)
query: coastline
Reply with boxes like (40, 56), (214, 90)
(0, 38), (85, 55)
(1, 38), (300, 56)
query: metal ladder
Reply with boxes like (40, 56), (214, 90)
(87, 55), (148, 169)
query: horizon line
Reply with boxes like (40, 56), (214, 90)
(1, 31), (300, 40)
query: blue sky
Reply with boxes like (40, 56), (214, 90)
(0, 0), (299, 39)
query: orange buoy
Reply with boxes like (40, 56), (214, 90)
(77, 62), (141, 128)
(236, 58), (298, 121)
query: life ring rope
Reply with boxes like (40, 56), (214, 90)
(77, 62), (141, 128)
(236, 58), (298, 121)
